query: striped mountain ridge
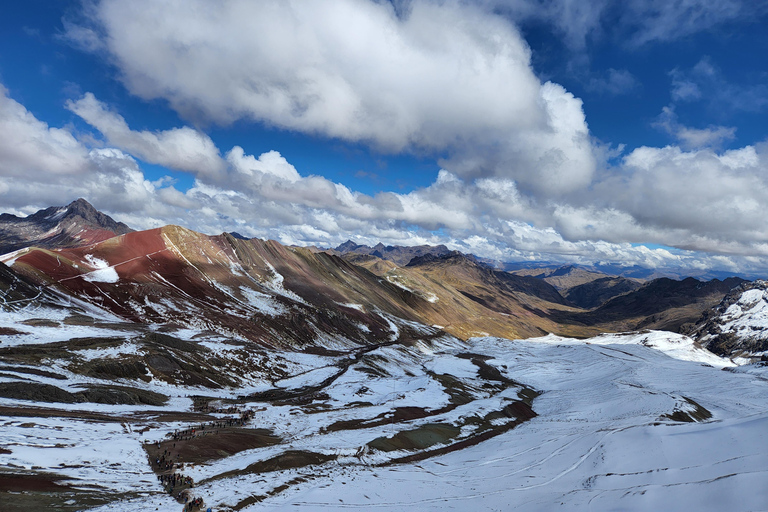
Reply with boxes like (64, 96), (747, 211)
(3, 223), (595, 346)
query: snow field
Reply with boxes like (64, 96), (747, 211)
(2, 329), (766, 511)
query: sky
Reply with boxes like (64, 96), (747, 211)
(1, 0), (768, 274)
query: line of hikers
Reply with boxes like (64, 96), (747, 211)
(182, 496), (205, 512)
(158, 471), (192, 489)
(154, 450), (180, 472)
(170, 410), (256, 441)
(151, 407), (257, 511)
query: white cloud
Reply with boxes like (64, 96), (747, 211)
(487, 0), (763, 51)
(4, 94), (768, 273)
(0, 84), (91, 177)
(653, 106), (736, 150)
(584, 143), (768, 255)
(60, 17), (105, 53)
(66, 93), (226, 178)
(488, 0), (610, 51)
(622, 0), (750, 47)
(226, 147), (301, 184)
(1, 1), (767, 275)
(670, 73), (702, 102)
(669, 58), (768, 113)
(66, 0), (596, 197)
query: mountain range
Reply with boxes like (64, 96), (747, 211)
(0, 199), (762, 358)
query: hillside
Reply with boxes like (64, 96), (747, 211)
(2, 225), (600, 345)
(553, 276), (746, 333)
(564, 276), (643, 309)
(686, 280), (768, 361)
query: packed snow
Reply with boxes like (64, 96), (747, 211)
(719, 284), (768, 342)
(81, 254), (120, 283)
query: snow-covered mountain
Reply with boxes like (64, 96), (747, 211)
(689, 280), (768, 361)
(0, 198), (133, 254)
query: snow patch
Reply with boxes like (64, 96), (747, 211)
(82, 254), (119, 283)
(337, 302), (365, 312)
(239, 286), (286, 316)
(44, 208), (67, 221)
(260, 260), (306, 304)
(525, 331), (735, 368)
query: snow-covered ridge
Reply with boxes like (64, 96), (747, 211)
(521, 330), (736, 368)
(691, 280), (768, 360)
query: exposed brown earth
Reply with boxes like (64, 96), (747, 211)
(146, 427), (281, 466)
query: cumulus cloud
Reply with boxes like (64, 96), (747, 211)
(66, 93), (226, 178)
(226, 147), (301, 184)
(0, 84), (191, 222)
(0, 85), (91, 177)
(64, 0), (596, 197)
(583, 144), (768, 253)
(5, 84), (768, 273)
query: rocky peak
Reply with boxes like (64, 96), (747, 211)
(0, 198), (133, 254)
(335, 240), (362, 252)
(687, 280), (768, 360)
(406, 250), (471, 267)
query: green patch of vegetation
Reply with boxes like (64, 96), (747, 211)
(368, 423), (461, 452)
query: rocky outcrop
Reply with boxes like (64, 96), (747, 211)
(686, 280), (768, 361)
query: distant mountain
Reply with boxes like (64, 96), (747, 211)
(351, 250), (596, 340)
(686, 280), (768, 361)
(505, 261), (758, 283)
(406, 252), (569, 306)
(553, 276), (746, 332)
(0, 200), (758, 354)
(564, 277), (643, 309)
(333, 240), (452, 266)
(0, 198), (133, 254)
(510, 265), (623, 291)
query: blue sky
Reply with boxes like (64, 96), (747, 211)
(1, 0), (768, 274)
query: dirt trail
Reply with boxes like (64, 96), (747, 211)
(144, 407), (270, 511)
